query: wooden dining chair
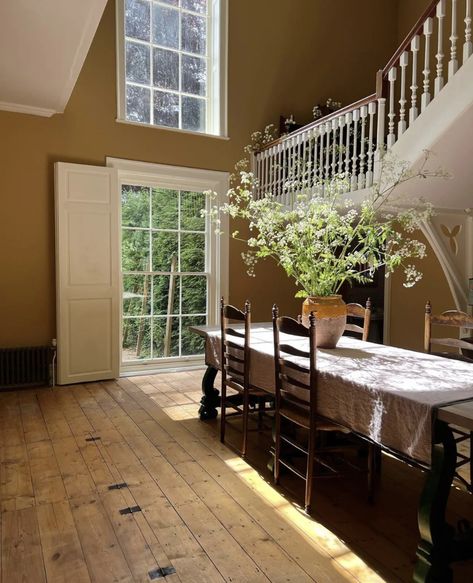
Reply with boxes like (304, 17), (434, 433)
(424, 300), (473, 491)
(272, 305), (376, 514)
(344, 298), (372, 341)
(424, 300), (473, 363)
(220, 298), (272, 458)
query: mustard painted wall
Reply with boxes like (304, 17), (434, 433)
(0, 0), (402, 347)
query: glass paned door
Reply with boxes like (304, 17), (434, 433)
(121, 184), (207, 363)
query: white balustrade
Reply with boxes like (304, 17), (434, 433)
(435, 0), (446, 96)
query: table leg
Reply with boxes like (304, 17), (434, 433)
(198, 365), (220, 421)
(414, 420), (457, 582)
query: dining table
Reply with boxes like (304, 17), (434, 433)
(190, 323), (473, 582)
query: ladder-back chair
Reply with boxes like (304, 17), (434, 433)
(220, 298), (272, 458)
(424, 300), (473, 491)
(272, 305), (375, 514)
(344, 298), (372, 341)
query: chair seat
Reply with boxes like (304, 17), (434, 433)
(280, 399), (343, 432)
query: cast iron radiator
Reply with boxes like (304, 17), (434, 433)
(0, 346), (51, 389)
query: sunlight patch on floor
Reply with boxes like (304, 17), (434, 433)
(224, 455), (387, 582)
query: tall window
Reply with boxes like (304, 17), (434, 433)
(107, 158), (228, 370)
(117, 0), (227, 135)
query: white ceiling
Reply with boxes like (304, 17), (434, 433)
(0, 0), (107, 117)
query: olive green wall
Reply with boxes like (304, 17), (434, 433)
(0, 0), (402, 347)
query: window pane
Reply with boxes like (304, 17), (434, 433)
(125, 0), (150, 41)
(182, 0), (207, 14)
(181, 13), (206, 55)
(152, 4), (179, 49)
(153, 48), (179, 91)
(182, 55), (206, 96)
(152, 232), (179, 271)
(182, 96), (205, 132)
(153, 317), (179, 358)
(123, 275), (151, 316)
(181, 276), (206, 314)
(122, 185), (150, 228)
(122, 229), (150, 271)
(153, 90), (179, 128)
(153, 275), (180, 315)
(181, 232), (205, 271)
(160, 0), (179, 5)
(181, 190), (205, 231)
(126, 41), (150, 84)
(122, 318), (151, 360)
(152, 188), (178, 229)
(126, 85), (150, 123)
(181, 316), (206, 356)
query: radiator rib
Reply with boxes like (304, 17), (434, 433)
(0, 346), (51, 389)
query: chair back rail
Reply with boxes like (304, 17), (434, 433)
(345, 299), (372, 342)
(424, 300), (473, 356)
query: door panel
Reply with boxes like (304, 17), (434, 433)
(55, 162), (119, 385)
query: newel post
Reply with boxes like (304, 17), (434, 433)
(374, 69), (386, 181)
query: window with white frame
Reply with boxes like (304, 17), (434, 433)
(107, 158), (228, 370)
(117, 0), (227, 135)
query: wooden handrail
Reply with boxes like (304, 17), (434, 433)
(259, 93), (377, 150)
(382, 0), (438, 75)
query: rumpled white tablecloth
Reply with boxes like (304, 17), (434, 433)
(203, 324), (473, 465)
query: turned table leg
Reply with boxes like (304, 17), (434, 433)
(414, 420), (457, 583)
(198, 365), (220, 420)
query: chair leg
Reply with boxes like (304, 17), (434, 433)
(242, 389), (250, 458)
(274, 413), (281, 485)
(468, 431), (473, 493)
(220, 382), (226, 444)
(375, 445), (382, 475)
(305, 427), (316, 514)
(368, 444), (376, 503)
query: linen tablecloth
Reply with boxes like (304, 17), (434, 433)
(203, 325), (473, 465)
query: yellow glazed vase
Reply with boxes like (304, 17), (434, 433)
(301, 295), (347, 348)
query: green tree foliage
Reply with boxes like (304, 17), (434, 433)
(121, 185), (206, 361)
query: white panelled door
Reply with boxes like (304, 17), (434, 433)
(55, 162), (120, 385)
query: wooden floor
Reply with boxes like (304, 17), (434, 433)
(1, 371), (472, 583)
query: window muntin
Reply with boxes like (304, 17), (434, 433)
(121, 184), (209, 362)
(121, 0), (223, 134)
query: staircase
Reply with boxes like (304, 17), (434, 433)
(252, 0), (473, 311)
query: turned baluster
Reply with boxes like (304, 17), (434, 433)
(318, 125), (325, 191)
(435, 0), (446, 96)
(324, 121), (332, 180)
(358, 106), (368, 190)
(351, 109), (360, 191)
(398, 51), (409, 136)
(449, 0), (459, 78)
(410, 35), (420, 123)
(331, 119), (338, 178)
(304, 131), (311, 193)
(465, 0), (472, 62)
(264, 148), (270, 196)
(312, 127), (319, 188)
(271, 145), (278, 196)
(278, 142), (284, 197)
(255, 152), (261, 199)
(374, 96), (386, 180)
(345, 111), (352, 189)
(387, 67), (397, 149)
(366, 101), (376, 188)
(422, 17), (433, 111)
(338, 116), (345, 175)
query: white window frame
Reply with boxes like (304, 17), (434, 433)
(107, 157), (229, 373)
(116, 0), (228, 137)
